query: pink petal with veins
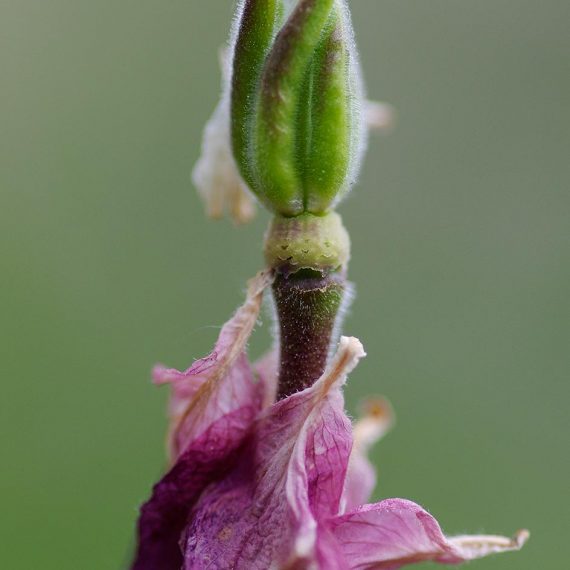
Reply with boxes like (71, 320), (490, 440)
(154, 271), (272, 462)
(131, 272), (271, 570)
(343, 398), (394, 512)
(330, 498), (529, 570)
(182, 337), (365, 569)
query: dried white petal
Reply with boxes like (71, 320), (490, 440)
(448, 529), (530, 559)
(191, 48), (257, 225)
(352, 397), (395, 452)
(365, 100), (396, 133)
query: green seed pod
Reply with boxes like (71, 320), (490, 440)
(231, 0), (283, 194)
(231, 0), (365, 217)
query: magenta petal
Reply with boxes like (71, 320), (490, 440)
(155, 271), (272, 463)
(330, 498), (529, 569)
(343, 398), (394, 512)
(131, 273), (271, 570)
(182, 337), (365, 569)
(132, 402), (258, 570)
(343, 452), (377, 515)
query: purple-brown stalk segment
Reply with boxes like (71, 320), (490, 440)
(273, 269), (344, 399)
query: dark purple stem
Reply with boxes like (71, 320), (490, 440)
(273, 270), (345, 399)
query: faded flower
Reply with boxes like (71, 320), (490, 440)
(131, 274), (528, 569)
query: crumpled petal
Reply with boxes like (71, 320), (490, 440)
(343, 397), (394, 512)
(154, 271), (272, 462)
(191, 49), (257, 224)
(131, 272), (272, 570)
(330, 498), (529, 570)
(182, 337), (366, 570)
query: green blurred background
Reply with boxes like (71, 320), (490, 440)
(1, 1), (568, 568)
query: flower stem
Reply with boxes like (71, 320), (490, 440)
(273, 269), (345, 399)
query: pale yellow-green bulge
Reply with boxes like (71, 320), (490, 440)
(264, 212), (350, 271)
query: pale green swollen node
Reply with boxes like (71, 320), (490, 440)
(264, 212), (350, 272)
(231, 0), (365, 218)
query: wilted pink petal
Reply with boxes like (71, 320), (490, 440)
(343, 397), (394, 511)
(131, 272), (271, 570)
(330, 498), (529, 569)
(132, 403), (259, 570)
(155, 271), (272, 462)
(182, 337), (366, 569)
